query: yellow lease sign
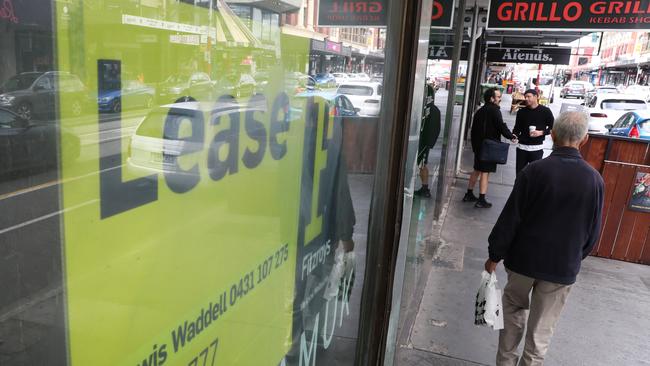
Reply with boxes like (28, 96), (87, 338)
(54, 1), (336, 365)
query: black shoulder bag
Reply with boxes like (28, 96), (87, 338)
(478, 112), (510, 165)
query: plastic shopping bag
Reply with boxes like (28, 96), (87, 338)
(323, 244), (356, 300)
(474, 270), (504, 330)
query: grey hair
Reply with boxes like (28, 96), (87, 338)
(553, 111), (588, 146)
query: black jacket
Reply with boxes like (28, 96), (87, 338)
(513, 105), (554, 146)
(488, 147), (604, 285)
(471, 103), (515, 152)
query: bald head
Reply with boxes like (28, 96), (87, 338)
(551, 111), (589, 148)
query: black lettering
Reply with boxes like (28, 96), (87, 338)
(242, 93), (267, 169)
(208, 95), (240, 181)
(98, 60), (157, 219)
(270, 92), (290, 160)
(158, 344), (168, 365)
(187, 322), (196, 342)
(163, 107), (204, 193)
(171, 322), (188, 352)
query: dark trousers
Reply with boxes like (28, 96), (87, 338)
(516, 148), (544, 175)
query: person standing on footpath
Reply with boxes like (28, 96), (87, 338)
(484, 111), (604, 366)
(464, 87), (517, 208)
(512, 89), (554, 175)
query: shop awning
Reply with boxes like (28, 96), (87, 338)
(215, 0), (263, 49)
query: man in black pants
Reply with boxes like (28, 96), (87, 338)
(512, 89), (554, 175)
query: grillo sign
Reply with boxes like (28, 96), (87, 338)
(488, 0), (650, 30)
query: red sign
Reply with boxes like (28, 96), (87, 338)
(318, 0), (387, 27)
(0, 0), (18, 23)
(488, 0), (650, 30)
(430, 0), (454, 29)
(326, 40), (342, 53)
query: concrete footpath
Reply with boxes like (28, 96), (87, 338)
(395, 95), (650, 366)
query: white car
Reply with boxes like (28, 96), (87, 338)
(336, 82), (382, 117)
(331, 73), (349, 85)
(585, 93), (647, 133)
(624, 85), (650, 102)
(353, 73), (371, 82)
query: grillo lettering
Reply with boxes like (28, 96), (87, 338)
(329, 1), (382, 13)
(496, 1), (582, 22)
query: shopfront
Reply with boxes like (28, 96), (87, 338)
(309, 39), (349, 74)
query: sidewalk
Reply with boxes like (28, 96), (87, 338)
(395, 96), (650, 365)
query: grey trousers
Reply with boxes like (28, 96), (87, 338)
(496, 270), (572, 366)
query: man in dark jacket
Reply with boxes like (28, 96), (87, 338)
(465, 87), (517, 208)
(484, 111), (604, 366)
(512, 89), (554, 174)
(415, 84), (442, 198)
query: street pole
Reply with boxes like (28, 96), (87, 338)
(453, 1), (480, 176)
(435, 0), (467, 219)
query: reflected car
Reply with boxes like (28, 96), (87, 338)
(624, 85), (650, 102)
(0, 107), (80, 179)
(332, 72), (349, 85)
(291, 91), (359, 120)
(98, 80), (155, 113)
(607, 110), (650, 139)
(286, 75), (316, 95)
(313, 73), (337, 89)
(584, 85), (618, 101)
(352, 73), (371, 82)
(217, 73), (257, 98)
(128, 98), (267, 177)
(156, 72), (215, 103)
(0, 71), (86, 120)
(336, 82), (382, 117)
(560, 81), (594, 99)
(585, 93), (647, 133)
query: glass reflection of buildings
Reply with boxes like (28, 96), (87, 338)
(0, 1), (55, 85)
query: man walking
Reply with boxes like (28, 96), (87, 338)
(512, 89), (554, 175)
(414, 83), (441, 198)
(484, 111), (604, 366)
(465, 87), (517, 208)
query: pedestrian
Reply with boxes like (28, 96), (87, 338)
(464, 87), (518, 208)
(414, 84), (441, 198)
(512, 89), (554, 175)
(484, 111), (604, 366)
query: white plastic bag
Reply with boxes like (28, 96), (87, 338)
(474, 270), (504, 330)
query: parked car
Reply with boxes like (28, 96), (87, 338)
(156, 72), (215, 103)
(0, 71), (86, 120)
(313, 73), (337, 89)
(290, 91), (358, 120)
(585, 93), (647, 133)
(352, 73), (371, 82)
(560, 81), (594, 99)
(332, 73), (349, 86)
(336, 82), (382, 117)
(97, 79), (155, 113)
(128, 98), (266, 177)
(0, 107), (80, 180)
(607, 110), (650, 139)
(624, 84), (650, 102)
(286, 74), (316, 95)
(584, 85), (618, 101)
(217, 73), (257, 98)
